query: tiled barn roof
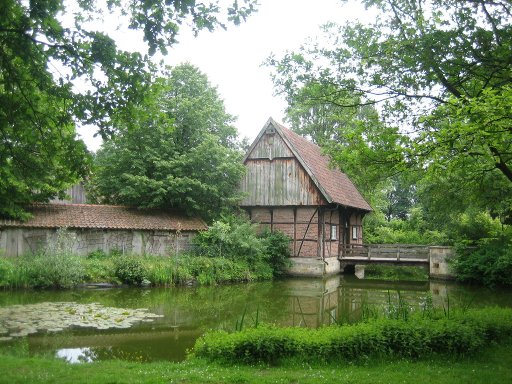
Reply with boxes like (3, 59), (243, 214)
(264, 118), (372, 211)
(0, 204), (207, 231)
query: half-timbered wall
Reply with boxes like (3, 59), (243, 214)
(241, 125), (367, 265)
(247, 205), (363, 259)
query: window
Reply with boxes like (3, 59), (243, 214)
(352, 226), (358, 240)
(330, 225), (337, 240)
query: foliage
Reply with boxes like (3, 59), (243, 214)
(194, 214), (266, 259)
(88, 64), (246, 221)
(259, 229), (292, 277)
(267, 0), (512, 229)
(193, 307), (512, 364)
(454, 237), (512, 287)
(278, 80), (409, 200)
(113, 255), (148, 286)
(21, 229), (84, 289)
(0, 249), (280, 289)
(0, 0), (256, 219)
(363, 265), (428, 282)
(363, 207), (449, 245)
(193, 214), (291, 277)
(449, 211), (506, 244)
(0, 257), (13, 288)
(164, 255), (266, 285)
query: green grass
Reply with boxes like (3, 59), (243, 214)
(0, 253), (274, 289)
(363, 265), (429, 281)
(193, 307), (512, 364)
(0, 342), (511, 384)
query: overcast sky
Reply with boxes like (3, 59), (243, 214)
(78, 0), (369, 151)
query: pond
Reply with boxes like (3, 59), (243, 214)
(1, 276), (511, 363)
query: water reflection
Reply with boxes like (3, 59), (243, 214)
(56, 348), (95, 363)
(1, 276), (511, 363)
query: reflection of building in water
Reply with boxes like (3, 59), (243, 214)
(282, 276), (341, 328)
(283, 276), (433, 327)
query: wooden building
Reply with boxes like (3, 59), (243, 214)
(239, 118), (372, 275)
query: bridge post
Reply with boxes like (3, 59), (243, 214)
(429, 246), (455, 280)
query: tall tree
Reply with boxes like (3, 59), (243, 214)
(89, 64), (246, 221)
(268, 0), (512, 218)
(0, 0), (256, 219)
(279, 79), (409, 204)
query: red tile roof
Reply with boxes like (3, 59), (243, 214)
(271, 118), (372, 211)
(0, 204), (207, 231)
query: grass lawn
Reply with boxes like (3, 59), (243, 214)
(0, 342), (511, 384)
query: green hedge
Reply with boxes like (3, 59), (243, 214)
(192, 308), (512, 364)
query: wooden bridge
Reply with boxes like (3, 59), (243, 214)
(339, 244), (430, 266)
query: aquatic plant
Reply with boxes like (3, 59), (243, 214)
(0, 302), (163, 341)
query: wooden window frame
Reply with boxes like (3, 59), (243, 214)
(330, 224), (337, 241)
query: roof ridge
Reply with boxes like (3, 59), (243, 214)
(266, 119), (372, 212)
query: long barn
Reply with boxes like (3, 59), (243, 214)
(239, 118), (372, 276)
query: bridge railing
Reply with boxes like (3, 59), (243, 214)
(340, 244), (430, 263)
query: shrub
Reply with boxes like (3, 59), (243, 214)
(453, 237), (512, 286)
(194, 214), (292, 277)
(23, 229), (85, 289)
(193, 214), (267, 263)
(192, 308), (512, 364)
(363, 209), (449, 245)
(82, 257), (116, 283)
(114, 255), (147, 285)
(259, 229), (292, 277)
(364, 265), (429, 281)
(0, 257), (13, 288)
(86, 249), (109, 259)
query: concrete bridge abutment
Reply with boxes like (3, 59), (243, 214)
(287, 245), (456, 279)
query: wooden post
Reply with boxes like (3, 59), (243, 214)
(317, 208), (325, 260)
(338, 207), (343, 259)
(293, 207), (297, 257)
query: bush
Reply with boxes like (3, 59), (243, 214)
(192, 308), (512, 364)
(194, 214), (292, 277)
(114, 255), (147, 285)
(0, 257), (13, 288)
(364, 209), (449, 245)
(453, 237), (512, 286)
(82, 257), (116, 283)
(23, 229), (85, 289)
(364, 265), (429, 281)
(167, 255), (264, 285)
(259, 229), (292, 277)
(193, 214), (267, 262)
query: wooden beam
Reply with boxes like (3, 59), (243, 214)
(293, 207), (297, 257)
(317, 208), (325, 259)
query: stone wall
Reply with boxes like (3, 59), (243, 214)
(0, 227), (196, 257)
(287, 256), (341, 276)
(429, 246), (456, 280)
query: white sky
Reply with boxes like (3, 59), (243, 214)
(78, 0), (370, 151)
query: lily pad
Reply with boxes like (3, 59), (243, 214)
(0, 302), (163, 340)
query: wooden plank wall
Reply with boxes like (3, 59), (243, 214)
(50, 183), (87, 204)
(240, 132), (326, 207)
